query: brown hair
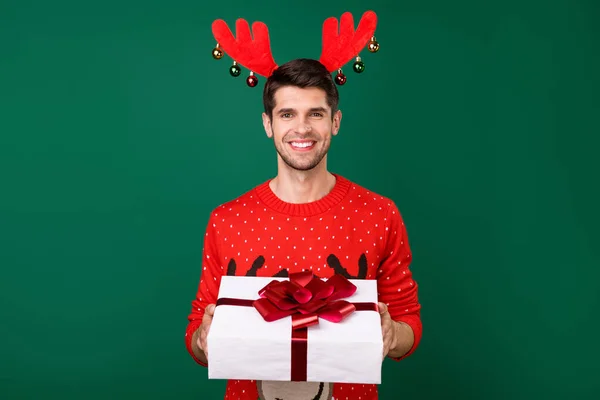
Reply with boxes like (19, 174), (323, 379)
(263, 58), (339, 120)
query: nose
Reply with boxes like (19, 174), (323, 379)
(295, 120), (312, 135)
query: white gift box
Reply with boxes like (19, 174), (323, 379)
(207, 275), (383, 384)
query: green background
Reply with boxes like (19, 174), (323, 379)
(1, 0), (598, 398)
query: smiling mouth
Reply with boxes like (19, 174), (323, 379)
(289, 141), (316, 151)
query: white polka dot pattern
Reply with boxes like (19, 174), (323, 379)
(184, 175), (422, 399)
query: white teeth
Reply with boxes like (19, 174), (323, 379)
(291, 142), (313, 148)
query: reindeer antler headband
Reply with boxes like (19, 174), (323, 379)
(211, 10), (379, 87)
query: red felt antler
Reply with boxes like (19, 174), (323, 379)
(319, 11), (378, 73)
(212, 18), (278, 77)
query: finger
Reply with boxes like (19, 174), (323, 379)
(196, 334), (204, 351)
(381, 323), (391, 356)
(382, 323), (392, 340)
(382, 336), (390, 357)
(199, 329), (208, 354)
(202, 323), (210, 341)
(378, 302), (388, 315)
(201, 335), (207, 354)
(379, 310), (391, 328)
(201, 340), (208, 357)
(202, 305), (216, 324)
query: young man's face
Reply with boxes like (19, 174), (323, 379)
(262, 86), (342, 171)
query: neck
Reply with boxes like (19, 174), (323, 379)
(270, 160), (336, 204)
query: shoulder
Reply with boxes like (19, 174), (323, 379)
(340, 176), (409, 244)
(206, 180), (268, 221)
(337, 175), (408, 234)
(340, 175), (400, 214)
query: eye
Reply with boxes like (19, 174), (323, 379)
(281, 113), (292, 118)
(311, 112), (323, 117)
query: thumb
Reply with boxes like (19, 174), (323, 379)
(205, 304), (216, 317)
(378, 302), (388, 315)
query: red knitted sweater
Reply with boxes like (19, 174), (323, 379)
(185, 174), (422, 400)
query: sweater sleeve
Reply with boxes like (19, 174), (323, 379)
(184, 210), (224, 366)
(377, 201), (422, 361)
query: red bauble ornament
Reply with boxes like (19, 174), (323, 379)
(335, 70), (347, 85)
(246, 72), (258, 87)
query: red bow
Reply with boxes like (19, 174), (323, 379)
(252, 271), (357, 330)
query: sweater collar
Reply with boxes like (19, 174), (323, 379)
(254, 173), (351, 217)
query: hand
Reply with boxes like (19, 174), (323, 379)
(196, 304), (215, 358)
(378, 302), (398, 358)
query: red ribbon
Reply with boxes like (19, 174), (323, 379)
(253, 271), (359, 327)
(216, 272), (378, 381)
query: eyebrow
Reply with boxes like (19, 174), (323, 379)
(276, 107), (328, 114)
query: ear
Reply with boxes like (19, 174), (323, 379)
(331, 109), (342, 136)
(262, 112), (273, 138)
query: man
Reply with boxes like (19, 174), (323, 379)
(185, 58), (422, 400)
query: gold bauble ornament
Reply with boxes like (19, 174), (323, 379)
(212, 44), (224, 59)
(368, 36), (380, 53)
